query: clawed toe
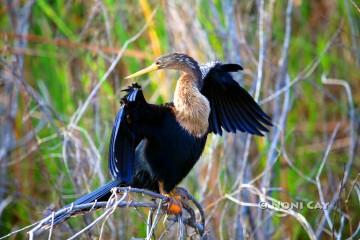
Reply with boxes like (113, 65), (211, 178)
(166, 197), (182, 215)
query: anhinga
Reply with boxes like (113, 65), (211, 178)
(53, 53), (272, 223)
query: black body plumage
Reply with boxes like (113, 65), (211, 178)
(110, 84), (207, 192)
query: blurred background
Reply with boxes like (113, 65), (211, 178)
(0, 0), (359, 239)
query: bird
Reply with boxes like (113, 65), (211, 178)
(51, 53), (272, 224)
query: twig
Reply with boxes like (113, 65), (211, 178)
(98, 191), (122, 239)
(346, 223), (360, 240)
(47, 212), (55, 240)
(69, 8), (157, 126)
(67, 190), (128, 240)
(281, 142), (316, 185)
(336, 215), (346, 240)
(2, 61), (63, 135)
(315, 123), (340, 232)
(0, 221), (39, 240)
(321, 76), (356, 181)
(254, 0), (266, 101)
(178, 215), (186, 240)
(260, 23), (343, 105)
(315, 75), (357, 238)
(146, 207), (155, 239)
(0, 196), (13, 218)
(260, 73), (290, 189)
(226, 184), (316, 240)
(146, 200), (163, 240)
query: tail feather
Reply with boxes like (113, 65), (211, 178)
(51, 179), (122, 226)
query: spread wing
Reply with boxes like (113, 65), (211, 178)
(108, 84), (145, 183)
(200, 63), (272, 136)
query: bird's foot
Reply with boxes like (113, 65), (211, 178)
(165, 194), (182, 215)
(164, 187), (191, 215)
(159, 182), (188, 215)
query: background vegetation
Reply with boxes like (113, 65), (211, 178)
(0, 0), (359, 239)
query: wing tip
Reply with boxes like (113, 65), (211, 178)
(120, 83), (144, 104)
(220, 64), (243, 72)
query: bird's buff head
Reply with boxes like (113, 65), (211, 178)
(125, 53), (200, 79)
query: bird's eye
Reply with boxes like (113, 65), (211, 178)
(155, 61), (160, 65)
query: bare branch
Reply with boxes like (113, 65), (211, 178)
(22, 187), (206, 239)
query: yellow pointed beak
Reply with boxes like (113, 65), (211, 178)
(124, 63), (159, 79)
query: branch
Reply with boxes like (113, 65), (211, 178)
(19, 187), (206, 239)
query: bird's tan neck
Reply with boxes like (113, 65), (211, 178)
(173, 73), (210, 137)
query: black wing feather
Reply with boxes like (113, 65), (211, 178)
(220, 64), (243, 72)
(220, 95), (238, 133)
(201, 63), (272, 136)
(108, 84), (145, 183)
(209, 89), (222, 135)
(214, 91), (233, 132)
(230, 93), (266, 135)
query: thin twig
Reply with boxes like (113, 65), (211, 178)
(69, 8), (157, 126)
(226, 184), (316, 240)
(0, 221), (39, 240)
(67, 190), (128, 240)
(146, 200), (163, 240)
(315, 75), (357, 238)
(47, 212), (55, 240)
(254, 0), (266, 101)
(315, 123), (340, 232)
(260, 24), (343, 105)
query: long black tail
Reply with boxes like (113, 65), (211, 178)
(50, 179), (122, 226)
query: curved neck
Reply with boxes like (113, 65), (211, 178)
(173, 72), (210, 137)
(174, 58), (202, 88)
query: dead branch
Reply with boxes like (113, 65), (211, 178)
(25, 187), (206, 239)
